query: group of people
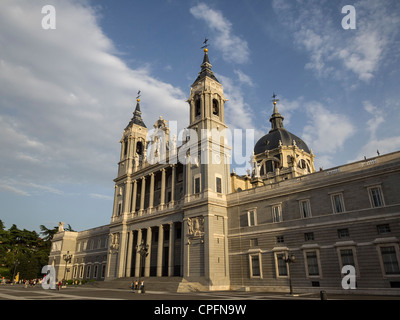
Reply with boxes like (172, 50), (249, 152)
(130, 280), (145, 293)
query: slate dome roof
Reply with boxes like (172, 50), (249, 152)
(254, 128), (310, 155)
(254, 100), (310, 155)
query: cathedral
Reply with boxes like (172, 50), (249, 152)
(49, 48), (400, 295)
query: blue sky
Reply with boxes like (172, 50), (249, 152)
(0, 0), (400, 233)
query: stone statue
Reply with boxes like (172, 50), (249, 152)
(58, 222), (64, 232)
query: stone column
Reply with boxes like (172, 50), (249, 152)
(134, 229), (142, 278)
(123, 179), (132, 215)
(125, 230), (133, 277)
(156, 225), (164, 277)
(170, 165), (176, 204)
(149, 173), (155, 210)
(131, 180), (137, 214)
(139, 176), (146, 213)
(160, 168), (166, 209)
(168, 222), (175, 277)
(144, 227), (152, 277)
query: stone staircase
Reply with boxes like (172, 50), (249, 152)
(87, 276), (208, 293)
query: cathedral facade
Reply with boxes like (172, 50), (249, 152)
(49, 49), (400, 295)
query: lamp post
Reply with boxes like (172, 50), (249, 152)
(62, 251), (73, 284)
(282, 252), (295, 295)
(135, 239), (149, 293)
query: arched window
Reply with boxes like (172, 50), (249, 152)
(136, 141), (143, 155)
(195, 98), (201, 117)
(213, 99), (219, 116)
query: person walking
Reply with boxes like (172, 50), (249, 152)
(140, 280), (145, 294)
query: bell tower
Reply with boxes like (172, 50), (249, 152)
(182, 47), (231, 291)
(113, 97), (148, 218)
(185, 48), (231, 196)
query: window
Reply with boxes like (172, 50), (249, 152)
(194, 176), (201, 194)
(305, 250), (320, 276)
(377, 224), (391, 234)
(101, 264), (106, 278)
(276, 236), (284, 243)
(380, 246), (400, 275)
(299, 199), (311, 218)
(331, 193), (345, 213)
(304, 232), (314, 241)
(195, 99), (201, 117)
(212, 99), (219, 116)
(250, 238), (258, 247)
(86, 265), (91, 278)
(369, 186), (384, 207)
(276, 253), (288, 277)
(247, 210), (257, 227)
(339, 249), (355, 267)
(93, 265), (98, 279)
(249, 254), (261, 278)
(272, 205), (282, 223)
(337, 228), (350, 239)
(216, 177), (222, 193)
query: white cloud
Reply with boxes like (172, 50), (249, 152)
(0, 0), (188, 192)
(302, 102), (355, 155)
(272, 0), (400, 83)
(190, 3), (250, 64)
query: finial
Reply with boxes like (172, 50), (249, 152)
(136, 90), (141, 102)
(271, 92), (279, 105)
(201, 37), (209, 50)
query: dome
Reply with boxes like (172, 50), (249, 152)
(254, 97), (310, 155)
(254, 128), (310, 155)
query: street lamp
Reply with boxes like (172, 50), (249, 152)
(135, 239), (149, 292)
(62, 251), (73, 284)
(282, 252), (295, 295)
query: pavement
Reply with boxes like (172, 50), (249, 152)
(1, 284), (398, 318)
(0, 283), (399, 301)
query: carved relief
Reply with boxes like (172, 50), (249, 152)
(187, 216), (205, 238)
(109, 233), (119, 253)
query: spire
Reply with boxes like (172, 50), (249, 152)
(126, 98), (146, 129)
(193, 48), (220, 85)
(269, 92), (284, 132)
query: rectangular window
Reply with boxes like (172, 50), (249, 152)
(101, 264), (106, 278)
(117, 202), (123, 216)
(194, 177), (200, 194)
(276, 253), (288, 277)
(369, 186), (384, 207)
(272, 205), (282, 223)
(380, 246), (400, 275)
(304, 232), (314, 241)
(250, 238), (258, 247)
(331, 193), (345, 213)
(93, 265), (98, 278)
(306, 251), (320, 276)
(216, 177), (222, 193)
(250, 255), (261, 277)
(276, 235), (284, 243)
(299, 199), (311, 218)
(337, 228), (350, 239)
(247, 210), (257, 226)
(340, 249), (355, 267)
(377, 224), (391, 234)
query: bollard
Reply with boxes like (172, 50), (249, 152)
(320, 290), (327, 300)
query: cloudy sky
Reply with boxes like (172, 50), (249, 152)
(1, 0), (399, 233)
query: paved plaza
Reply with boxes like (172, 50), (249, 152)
(0, 283), (399, 301)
